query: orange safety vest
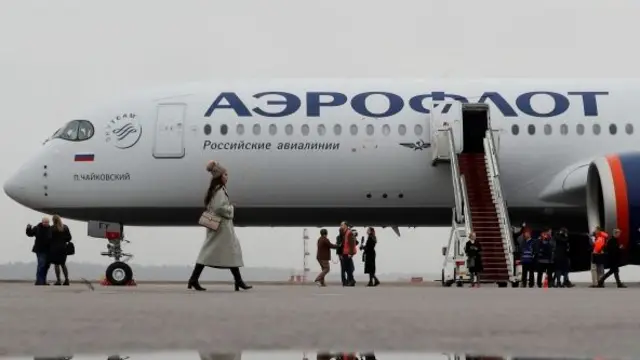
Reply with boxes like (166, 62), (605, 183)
(343, 230), (354, 255)
(594, 231), (608, 254)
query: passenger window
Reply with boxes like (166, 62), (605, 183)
(301, 124), (310, 136)
(414, 124), (423, 136)
(269, 124), (277, 135)
(609, 123), (617, 135)
(592, 123), (601, 135)
(560, 124), (568, 135)
(350, 124), (358, 135)
(285, 124), (293, 135)
(576, 124), (584, 135)
(252, 124), (261, 135)
(366, 124), (374, 136)
(382, 124), (391, 136)
(398, 124), (407, 136)
(237, 124), (244, 135)
(77, 120), (95, 140)
(626, 123), (633, 134)
(334, 124), (342, 135)
(527, 124), (535, 135)
(220, 124), (228, 136)
(318, 124), (326, 136)
(543, 124), (552, 135)
(511, 124), (519, 135)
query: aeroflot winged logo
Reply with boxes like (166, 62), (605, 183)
(399, 139), (431, 151)
(105, 113), (142, 149)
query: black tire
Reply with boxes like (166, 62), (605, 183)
(497, 282), (508, 288)
(511, 281), (520, 288)
(106, 261), (133, 286)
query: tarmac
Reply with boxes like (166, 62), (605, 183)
(1, 282), (640, 358)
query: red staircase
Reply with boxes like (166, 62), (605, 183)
(457, 152), (509, 284)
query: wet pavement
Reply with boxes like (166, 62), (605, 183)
(0, 283), (638, 358)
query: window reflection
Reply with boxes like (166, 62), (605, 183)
(52, 120), (94, 141)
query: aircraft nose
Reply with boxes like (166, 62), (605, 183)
(4, 171), (28, 205)
(3, 163), (42, 209)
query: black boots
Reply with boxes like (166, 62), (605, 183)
(188, 264), (252, 292)
(188, 263), (206, 291)
(230, 267), (252, 291)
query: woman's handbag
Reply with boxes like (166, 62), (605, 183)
(66, 242), (76, 256)
(199, 210), (221, 231)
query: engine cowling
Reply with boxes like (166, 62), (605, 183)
(586, 152), (640, 262)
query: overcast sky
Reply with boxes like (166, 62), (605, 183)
(2, 0), (640, 281)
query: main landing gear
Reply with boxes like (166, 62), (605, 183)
(101, 227), (135, 286)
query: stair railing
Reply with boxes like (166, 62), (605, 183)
(484, 129), (515, 279)
(440, 126), (464, 224)
(460, 174), (473, 237)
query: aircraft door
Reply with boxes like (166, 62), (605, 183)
(153, 103), (186, 159)
(429, 101), (463, 162)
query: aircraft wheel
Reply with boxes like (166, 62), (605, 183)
(511, 281), (520, 288)
(106, 261), (133, 286)
(497, 282), (508, 288)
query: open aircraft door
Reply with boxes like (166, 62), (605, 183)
(429, 101), (463, 164)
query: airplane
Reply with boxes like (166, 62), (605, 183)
(4, 78), (640, 286)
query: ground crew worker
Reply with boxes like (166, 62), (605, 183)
(590, 226), (607, 287)
(519, 231), (536, 288)
(598, 228), (627, 288)
(339, 221), (357, 286)
(314, 228), (338, 287)
(535, 229), (554, 287)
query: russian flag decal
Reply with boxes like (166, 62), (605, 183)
(74, 153), (94, 162)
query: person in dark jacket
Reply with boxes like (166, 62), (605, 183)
(464, 232), (483, 287)
(519, 230), (536, 288)
(536, 229), (555, 287)
(314, 228), (338, 286)
(598, 228), (627, 288)
(49, 215), (72, 285)
(25, 217), (52, 285)
(553, 227), (572, 287)
(361, 227), (380, 287)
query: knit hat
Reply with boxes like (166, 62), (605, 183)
(206, 160), (227, 179)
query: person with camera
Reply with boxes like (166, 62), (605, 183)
(25, 217), (52, 285)
(553, 227), (573, 288)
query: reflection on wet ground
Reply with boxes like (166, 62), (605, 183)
(5, 350), (629, 360)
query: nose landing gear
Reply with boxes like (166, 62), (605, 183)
(89, 221), (136, 286)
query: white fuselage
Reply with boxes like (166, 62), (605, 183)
(4, 78), (638, 228)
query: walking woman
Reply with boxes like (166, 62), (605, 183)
(188, 161), (252, 292)
(50, 215), (72, 285)
(362, 227), (380, 287)
(465, 232), (483, 287)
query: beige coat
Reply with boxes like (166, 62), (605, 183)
(196, 186), (244, 268)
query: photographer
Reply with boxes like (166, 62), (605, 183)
(553, 227), (573, 287)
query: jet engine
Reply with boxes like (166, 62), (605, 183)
(585, 152), (640, 254)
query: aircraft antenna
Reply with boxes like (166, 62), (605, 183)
(303, 228), (310, 283)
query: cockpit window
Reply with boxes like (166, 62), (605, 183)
(51, 120), (94, 141)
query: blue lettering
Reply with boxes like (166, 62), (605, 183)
(568, 91), (608, 117)
(203, 90), (610, 118)
(351, 92), (404, 118)
(252, 92), (300, 117)
(516, 91), (569, 118)
(204, 92), (251, 117)
(478, 92), (518, 117)
(306, 92), (347, 117)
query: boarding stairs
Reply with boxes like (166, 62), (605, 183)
(436, 103), (518, 287)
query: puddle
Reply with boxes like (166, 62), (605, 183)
(4, 350), (626, 360)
